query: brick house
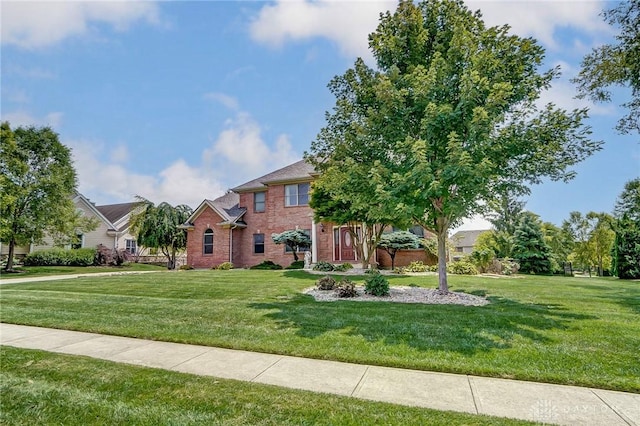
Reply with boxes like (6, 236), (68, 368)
(182, 160), (435, 269)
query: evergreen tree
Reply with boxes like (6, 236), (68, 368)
(512, 213), (552, 274)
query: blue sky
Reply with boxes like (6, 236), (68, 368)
(2, 0), (638, 232)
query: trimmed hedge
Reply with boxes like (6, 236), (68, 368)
(23, 248), (96, 267)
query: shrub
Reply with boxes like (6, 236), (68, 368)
(313, 261), (334, 272)
(335, 278), (357, 298)
(250, 260), (283, 270)
(364, 272), (389, 296)
(24, 248), (96, 267)
(316, 275), (336, 290)
(94, 245), (130, 266)
(334, 262), (354, 272)
(215, 262), (233, 270)
(179, 264), (194, 270)
(447, 261), (478, 275)
(404, 261), (428, 272)
(285, 260), (305, 270)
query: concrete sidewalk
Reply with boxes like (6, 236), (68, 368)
(0, 270), (160, 285)
(1, 323), (638, 425)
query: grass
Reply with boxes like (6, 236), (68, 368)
(0, 263), (164, 279)
(0, 347), (533, 425)
(0, 269), (638, 393)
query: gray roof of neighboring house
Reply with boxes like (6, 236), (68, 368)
(450, 229), (488, 247)
(96, 202), (138, 231)
(231, 159), (316, 192)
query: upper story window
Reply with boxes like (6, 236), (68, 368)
(285, 183), (310, 207)
(254, 191), (266, 213)
(203, 228), (214, 255)
(125, 239), (137, 255)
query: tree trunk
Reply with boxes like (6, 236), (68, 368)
(390, 250), (396, 270)
(436, 217), (449, 293)
(5, 238), (16, 271)
(292, 247), (299, 262)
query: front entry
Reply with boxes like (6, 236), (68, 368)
(334, 226), (356, 261)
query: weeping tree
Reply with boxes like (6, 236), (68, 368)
(307, 0), (601, 293)
(129, 197), (192, 270)
(271, 229), (311, 262)
(378, 231), (420, 270)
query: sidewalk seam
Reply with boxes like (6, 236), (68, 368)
(591, 389), (634, 426)
(467, 376), (480, 415)
(351, 366), (370, 397)
(250, 356), (285, 382)
(169, 347), (215, 370)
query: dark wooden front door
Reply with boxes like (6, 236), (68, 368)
(339, 227), (356, 261)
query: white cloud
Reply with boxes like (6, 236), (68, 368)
(1, 110), (63, 128)
(69, 138), (225, 208)
(110, 144), (130, 163)
(1, 1), (161, 49)
(250, 1), (610, 59)
(204, 111), (299, 183)
(203, 92), (240, 111)
(467, 0), (610, 50)
(249, 0), (396, 58)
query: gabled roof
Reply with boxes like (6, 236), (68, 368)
(182, 192), (247, 229)
(231, 159), (316, 192)
(96, 202), (137, 224)
(450, 229), (488, 247)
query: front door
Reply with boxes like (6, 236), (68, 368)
(339, 227), (356, 261)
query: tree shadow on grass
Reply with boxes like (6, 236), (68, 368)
(249, 293), (597, 355)
(568, 283), (640, 315)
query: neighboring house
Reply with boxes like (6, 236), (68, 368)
(183, 160), (436, 269)
(29, 193), (141, 255)
(449, 229), (487, 261)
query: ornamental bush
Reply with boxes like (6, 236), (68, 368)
(24, 248), (96, 267)
(316, 275), (336, 290)
(250, 260), (283, 270)
(285, 260), (305, 270)
(334, 262), (354, 272)
(364, 272), (389, 296)
(215, 262), (233, 270)
(335, 278), (357, 297)
(447, 261), (478, 275)
(313, 261), (335, 272)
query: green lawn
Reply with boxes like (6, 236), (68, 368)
(1, 270), (638, 393)
(0, 347), (532, 425)
(0, 263), (164, 279)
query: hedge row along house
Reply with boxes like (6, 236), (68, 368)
(182, 160), (436, 269)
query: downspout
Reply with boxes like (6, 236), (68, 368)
(311, 218), (318, 263)
(229, 225), (237, 264)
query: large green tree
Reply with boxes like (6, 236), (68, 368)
(0, 122), (90, 271)
(309, 161), (409, 268)
(573, 0), (639, 134)
(307, 0), (600, 292)
(129, 197), (192, 270)
(611, 178), (640, 279)
(512, 212), (552, 274)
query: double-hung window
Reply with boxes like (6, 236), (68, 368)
(285, 183), (310, 207)
(203, 229), (214, 254)
(125, 239), (137, 254)
(254, 234), (265, 254)
(254, 191), (266, 212)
